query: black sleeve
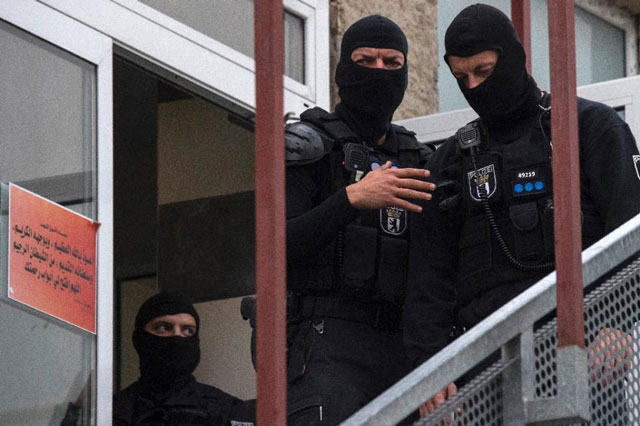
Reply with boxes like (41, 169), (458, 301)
(403, 148), (459, 368)
(579, 102), (640, 233)
(286, 159), (360, 267)
(228, 398), (256, 425)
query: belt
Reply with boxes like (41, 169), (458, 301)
(290, 296), (402, 331)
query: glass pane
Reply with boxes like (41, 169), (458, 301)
(0, 19), (96, 426)
(285, 11), (305, 83)
(437, 1), (626, 112)
(530, 2), (625, 92)
(138, 0), (306, 83)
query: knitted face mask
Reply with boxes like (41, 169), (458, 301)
(335, 15), (408, 143)
(132, 292), (201, 387)
(444, 4), (540, 128)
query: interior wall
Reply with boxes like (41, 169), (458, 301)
(116, 68), (256, 398)
(157, 98), (254, 205)
(156, 97), (256, 399)
(194, 297), (256, 400)
(118, 277), (158, 390)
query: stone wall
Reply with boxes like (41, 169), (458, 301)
(329, 0), (439, 119)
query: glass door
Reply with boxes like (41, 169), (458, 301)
(0, 1), (112, 425)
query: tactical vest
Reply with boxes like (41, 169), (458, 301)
(113, 381), (243, 426)
(454, 103), (603, 304)
(287, 107), (430, 307)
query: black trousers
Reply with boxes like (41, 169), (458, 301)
(286, 318), (415, 426)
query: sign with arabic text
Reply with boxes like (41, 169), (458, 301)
(8, 184), (100, 333)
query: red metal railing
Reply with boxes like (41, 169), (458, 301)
(254, 0), (287, 424)
(511, 0), (532, 73)
(512, 0), (584, 350)
(547, 1), (585, 349)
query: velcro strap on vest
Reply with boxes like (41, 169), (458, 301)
(300, 107), (358, 144)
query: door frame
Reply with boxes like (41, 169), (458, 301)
(0, 1), (114, 423)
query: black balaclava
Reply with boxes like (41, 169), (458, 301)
(444, 4), (540, 129)
(132, 291), (201, 395)
(335, 15), (408, 143)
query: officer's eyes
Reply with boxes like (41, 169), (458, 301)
(383, 58), (403, 69)
(355, 57), (374, 65)
(153, 322), (171, 333)
(182, 326), (196, 337)
(475, 66), (495, 78)
(453, 73), (467, 82)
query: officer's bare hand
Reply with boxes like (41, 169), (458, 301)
(588, 327), (633, 388)
(346, 161), (435, 212)
(419, 382), (457, 418)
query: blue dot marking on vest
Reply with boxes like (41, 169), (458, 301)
(514, 183), (524, 193)
(524, 182), (534, 192)
(535, 181), (544, 190)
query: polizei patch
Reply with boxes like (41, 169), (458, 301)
(380, 206), (407, 235)
(468, 164), (497, 201)
(634, 155), (640, 180)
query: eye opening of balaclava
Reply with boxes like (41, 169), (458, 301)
(132, 291), (201, 391)
(444, 3), (540, 129)
(335, 14), (409, 144)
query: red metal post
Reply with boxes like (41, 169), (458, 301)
(511, 0), (532, 73)
(254, 1), (287, 424)
(547, 2), (585, 349)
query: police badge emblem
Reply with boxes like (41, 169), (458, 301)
(380, 206), (407, 235)
(634, 155), (640, 181)
(468, 164), (497, 201)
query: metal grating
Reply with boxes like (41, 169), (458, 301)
(412, 359), (506, 426)
(413, 254), (640, 426)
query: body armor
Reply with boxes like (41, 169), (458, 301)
(453, 101), (603, 304)
(286, 107), (431, 310)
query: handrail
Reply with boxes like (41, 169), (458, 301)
(341, 212), (640, 426)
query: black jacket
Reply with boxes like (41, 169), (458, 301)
(404, 96), (640, 367)
(113, 376), (253, 426)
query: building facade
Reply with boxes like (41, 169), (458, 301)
(0, 1), (639, 425)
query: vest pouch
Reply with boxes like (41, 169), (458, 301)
(458, 215), (492, 282)
(342, 224), (377, 296)
(376, 236), (408, 305)
(509, 202), (544, 260)
(288, 243), (335, 293)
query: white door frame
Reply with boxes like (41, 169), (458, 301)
(0, 1), (114, 423)
(398, 75), (640, 150)
(40, 0), (330, 117)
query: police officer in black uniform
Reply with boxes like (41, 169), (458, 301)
(285, 15), (435, 425)
(404, 4), (640, 420)
(113, 292), (254, 426)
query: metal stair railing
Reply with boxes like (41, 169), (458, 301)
(341, 212), (640, 426)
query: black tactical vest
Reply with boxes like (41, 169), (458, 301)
(454, 102), (604, 304)
(286, 107), (431, 306)
(113, 380), (244, 426)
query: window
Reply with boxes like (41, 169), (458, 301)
(138, 0), (306, 83)
(0, 18), (98, 425)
